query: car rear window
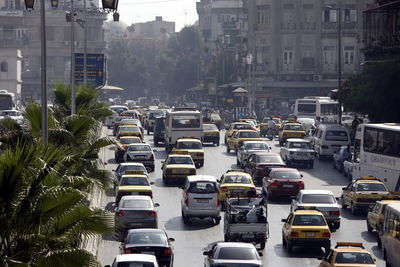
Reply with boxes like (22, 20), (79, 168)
(289, 142), (311, 149)
(121, 199), (151, 209)
(257, 155), (283, 164)
(217, 247), (259, 260)
(292, 215), (326, 226)
(224, 175), (251, 184)
(120, 126), (140, 132)
(335, 252), (374, 264)
(302, 194), (335, 204)
(239, 132), (259, 138)
(325, 130), (348, 141)
(356, 183), (387, 192)
(167, 156), (193, 165)
(120, 166), (146, 173)
(128, 145), (151, 151)
(120, 138), (141, 144)
(177, 141), (202, 149)
(284, 125), (303, 131)
(187, 181), (218, 194)
(120, 177), (149, 186)
(233, 124), (252, 130)
(127, 232), (167, 245)
(273, 171), (301, 179)
(245, 143), (268, 150)
(117, 262), (155, 267)
(203, 124), (218, 131)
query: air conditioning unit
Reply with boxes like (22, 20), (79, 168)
(313, 74), (322, 81)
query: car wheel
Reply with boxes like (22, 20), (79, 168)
(279, 140), (283, 146)
(224, 234), (229, 242)
(341, 196), (347, 209)
(163, 175), (169, 185)
(367, 222), (373, 232)
(286, 240), (293, 252)
(154, 140), (159, 146)
(377, 237), (382, 248)
(260, 242), (266, 250)
(226, 146), (230, 153)
(214, 217), (221, 225)
(216, 141), (220, 146)
(182, 210), (190, 225)
(236, 158), (240, 166)
(147, 129), (150, 135)
(324, 245), (330, 253)
(224, 137), (227, 144)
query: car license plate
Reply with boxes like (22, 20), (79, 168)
(297, 152), (307, 156)
(232, 189), (243, 193)
(142, 251), (155, 255)
(131, 192), (139, 195)
(282, 184), (294, 188)
(197, 199), (209, 203)
(306, 232), (315, 237)
(136, 155), (146, 159)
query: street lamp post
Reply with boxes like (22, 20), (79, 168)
(70, 0), (76, 115)
(246, 52), (253, 118)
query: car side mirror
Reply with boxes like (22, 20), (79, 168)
(258, 251), (263, 257)
(300, 174), (303, 178)
(150, 182), (155, 185)
(373, 258), (376, 262)
(112, 169), (116, 172)
(281, 219), (287, 223)
(154, 203), (160, 207)
(168, 237), (175, 242)
(203, 251), (209, 256)
(317, 257), (323, 261)
(161, 161), (165, 164)
(342, 187), (347, 190)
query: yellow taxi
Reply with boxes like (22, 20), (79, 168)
(341, 176), (390, 215)
(161, 154), (197, 184)
(117, 125), (143, 140)
(226, 129), (262, 153)
(224, 122), (255, 144)
(203, 123), (220, 146)
(366, 197), (400, 232)
(219, 170), (256, 209)
(171, 138), (204, 168)
(278, 122), (305, 146)
(281, 207), (331, 253)
(318, 242), (377, 267)
(115, 172), (153, 204)
(114, 136), (142, 163)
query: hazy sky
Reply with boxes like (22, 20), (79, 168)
(113, 0), (199, 31)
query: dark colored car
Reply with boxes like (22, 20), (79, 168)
(153, 117), (165, 146)
(120, 229), (175, 267)
(244, 152), (286, 184)
(262, 168), (304, 199)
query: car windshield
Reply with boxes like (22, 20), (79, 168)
(117, 262), (155, 267)
(120, 138), (141, 144)
(292, 215), (326, 226)
(127, 232), (167, 245)
(120, 126), (140, 132)
(245, 143), (268, 150)
(284, 125), (303, 131)
(233, 124), (252, 130)
(289, 142), (311, 149)
(176, 141), (202, 149)
(273, 171), (301, 179)
(121, 119), (138, 125)
(302, 194), (335, 204)
(217, 247), (259, 260)
(121, 199), (152, 209)
(224, 175), (251, 184)
(203, 124), (218, 131)
(128, 145), (151, 152)
(257, 155), (283, 163)
(325, 130), (348, 141)
(167, 156), (193, 165)
(120, 177), (149, 186)
(171, 115), (201, 128)
(238, 132), (259, 138)
(149, 111), (165, 119)
(356, 183), (387, 192)
(187, 181), (218, 193)
(335, 252), (374, 264)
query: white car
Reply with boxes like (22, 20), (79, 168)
(0, 110), (24, 124)
(105, 254), (159, 267)
(290, 189), (341, 229)
(123, 144), (155, 172)
(280, 138), (315, 168)
(343, 159), (354, 179)
(236, 141), (271, 168)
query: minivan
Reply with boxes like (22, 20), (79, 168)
(312, 124), (350, 158)
(181, 175), (221, 225)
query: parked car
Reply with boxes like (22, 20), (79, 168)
(181, 175), (221, 225)
(203, 242), (262, 267)
(120, 229), (175, 267)
(290, 189), (341, 230)
(262, 168), (304, 200)
(115, 196), (159, 237)
(105, 254), (159, 267)
(280, 138), (315, 168)
(244, 152), (286, 184)
(123, 143), (155, 172)
(236, 141), (271, 168)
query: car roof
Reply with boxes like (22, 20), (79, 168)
(187, 175), (217, 182)
(237, 129), (257, 133)
(119, 162), (146, 167)
(121, 174), (148, 179)
(120, 195), (152, 201)
(243, 141), (267, 144)
(115, 254), (157, 263)
(271, 168), (299, 172)
(251, 152), (280, 156)
(293, 209), (323, 215)
(177, 138), (201, 142)
(128, 143), (150, 147)
(286, 138), (310, 143)
(216, 242), (256, 248)
(376, 200), (400, 205)
(224, 171), (251, 177)
(299, 189), (334, 195)
(285, 122), (302, 126)
(120, 136), (141, 139)
(333, 246), (370, 253)
(127, 228), (164, 234)
(168, 154), (192, 158)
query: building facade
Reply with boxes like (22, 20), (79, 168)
(0, 0), (107, 102)
(127, 16), (175, 40)
(0, 48), (21, 98)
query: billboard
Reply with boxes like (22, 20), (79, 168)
(74, 53), (105, 87)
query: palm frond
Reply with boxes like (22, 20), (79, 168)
(37, 248), (100, 267)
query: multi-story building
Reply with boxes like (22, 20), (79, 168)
(0, 48), (22, 98)
(244, 0), (374, 116)
(0, 0), (107, 102)
(362, 0), (400, 61)
(127, 16), (175, 40)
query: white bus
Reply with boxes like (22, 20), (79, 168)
(294, 96), (338, 122)
(352, 123), (400, 192)
(380, 202), (400, 267)
(0, 90), (16, 111)
(164, 108), (203, 152)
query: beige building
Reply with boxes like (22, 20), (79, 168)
(0, 48), (22, 98)
(127, 16), (175, 40)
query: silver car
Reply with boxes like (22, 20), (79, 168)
(290, 189), (341, 229)
(123, 144), (155, 172)
(105, 254), (159, 267)
(115, 195), (159, 233)
(236, 141), (271, 168)
(203, 242), (262, 267)
(280, 138), (315, 168)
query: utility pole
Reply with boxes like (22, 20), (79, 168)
(70, 0), (76, 115)
(337, 7), (342, 125)
(40, 0), (48, 143)
(83, 0), (87, 86)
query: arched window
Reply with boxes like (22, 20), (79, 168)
(0, 61), (8, 72)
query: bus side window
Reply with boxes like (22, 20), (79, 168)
(354, 139), (360, 163)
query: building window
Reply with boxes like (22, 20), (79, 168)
(218, 14), (231, 23)
(322, 9), (337, 22)
(0, 61), (8, 72)
(283, 49), (293, 65)
(344, 46), (354, 65)
(257, 8), (269, 25)
(302, 48), (314, 70)
(344, 8), (357, 23)
(323, 46), (335, 65)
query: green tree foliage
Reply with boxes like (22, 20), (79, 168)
(340, 60), (400, 122)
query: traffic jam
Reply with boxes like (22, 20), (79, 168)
(103, 104), (400, 267)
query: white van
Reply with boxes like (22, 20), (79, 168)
(313, 124), (350, 158)
(181, 175), (221, 225)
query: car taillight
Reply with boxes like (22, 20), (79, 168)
(298, 181), (305, 189)
(256, 166), (264, 170)
(290, 231), (299, 237)
(184, 194), (189, 205)
(190, 169), (196, 174)
(221, 186), (228, 192)
(117, 211), (125, 216)
(270, 180), (279, 188)
(148, 210), (157, 216)
(330, 210), (341, 216)
(322, 231), (331, 238)
(123, 248), (132, 254)
(163, 247), (172, 257)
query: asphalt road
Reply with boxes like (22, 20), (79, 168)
(96, 127), (385, 267)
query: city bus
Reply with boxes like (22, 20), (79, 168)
(352, 123), (400, 191)
(0, 90), (16, 111)
(164, 108), (203, 152)
(380, 202), (400, 266)
(294, 96), (338, 122)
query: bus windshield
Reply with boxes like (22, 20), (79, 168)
(297, 104), (316, 114)
(0, 95), (13, 110)
(172, 115), (200, 128)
